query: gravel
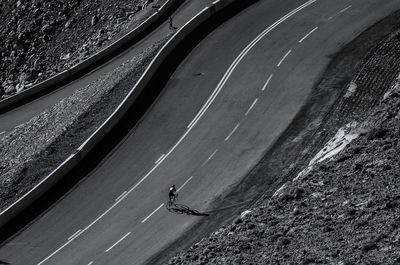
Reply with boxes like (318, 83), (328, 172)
(0, 0), (165, 99)
(0, 36), (170, 212)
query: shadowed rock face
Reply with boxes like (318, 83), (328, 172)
(0, 0), (161, 98)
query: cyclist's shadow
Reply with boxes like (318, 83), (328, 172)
(166, 203), (209, 216)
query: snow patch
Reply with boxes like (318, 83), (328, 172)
(240, 210), (252, 218)
(294, 122), (360, 181)
(383, 72), (400, 101)
(344, 81), (357, 98)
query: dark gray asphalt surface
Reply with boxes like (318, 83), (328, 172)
(0, 0), (399, 264)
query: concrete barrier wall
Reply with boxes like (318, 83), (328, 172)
(0, 0), (240, 230)
(0, 0), (176, 111)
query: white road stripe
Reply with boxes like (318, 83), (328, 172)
(36, 2), (318, 263)
(202, 149), (218, 167)
(225, 123), (240, 141)
(340, 5), (352, 13)
(245, 98), (258, 116)
(261, 74), (273, 91)
(299, 26), (318, 43)
(141, 204), (164, 223)
(187, 0), (318, 129)
(68, 230), (82, 241)
(177, 176), (193, 192)
(155, 154), (165, 164)
(115, 191), (127, 202)
(87, 262), (94, 265)
(105, 232), (131, 253)
(277, 49), (292, 67)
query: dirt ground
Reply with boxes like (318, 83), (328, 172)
(163, 10), (400, 265)
(0, 0), (164, 98)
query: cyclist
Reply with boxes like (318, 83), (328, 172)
(168, 185), (177, 206)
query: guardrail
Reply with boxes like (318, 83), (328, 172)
(0, 0), (177, 113)
(0, 0), (240, 229)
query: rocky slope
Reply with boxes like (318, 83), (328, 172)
(0, 0), (164, 98)
(166, 15), (400, 265)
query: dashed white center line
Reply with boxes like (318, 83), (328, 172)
(141, 204), (164, 223)
(202, 149), (218, 167)
(339, 5), (352, 13)
(177, 176), (193, 192)
(299, 26), (318, 43)
(225, 123), (240, 141)
(261, 74), (273, 91)
(68, 230), (82, 241)
(245, 98), (258, 116)
(105, 232), (131, 253)
(277, 50), (292, 67)
(115, 191), (127, 202)
(155, 154), (165, 164)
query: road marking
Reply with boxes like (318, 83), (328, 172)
(36, 2), (319, 263)
(277, 49), (292, 67)
(105, 232), (131, 253)
(68, 230), (82, 241)
(245, 98), (258, 116)
(299, 26), (318, 43)
(187, 0), (318, 130)
(225, 123), (240, 141)
(339, 5), (352, 13)
(328, 5), (351, 20)
(262, 74), (273, 91)
(87, 262), (94, 265)
(202, 149), (218, 167)
(177, 176), (193, 192)
(115, 191), (127, 202)
(141, 204), (164, 223)
(14, 124), (24, 129)
(155, 154), (165, 164)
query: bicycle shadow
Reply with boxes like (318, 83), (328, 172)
(166, 204), (209, 216)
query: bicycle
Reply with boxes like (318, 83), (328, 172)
(168, 193), (178, 207)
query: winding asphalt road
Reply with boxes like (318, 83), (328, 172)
(0, 0), (399, 264)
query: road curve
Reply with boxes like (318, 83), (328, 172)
(0, 0), (399, 264)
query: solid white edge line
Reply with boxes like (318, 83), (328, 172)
(340, 5), (352, 13)
(37, 2), (319, 263)
(141, 204), (164, 223)
(68, 230), (82, 241)
(201, 149), (218, 167)
(187, 0), (317, 129)
(155, 154), (165, 164)
(261, 74), (273, 91)
(245, 98), (258, 116)
(277, 49), (292, 67)
(177, 176), (193, 192)
(115, 191), (127, 202)
(225, 123), (240, 141)
(105, 232), (131, 253)
(299, 26), (318, 43)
